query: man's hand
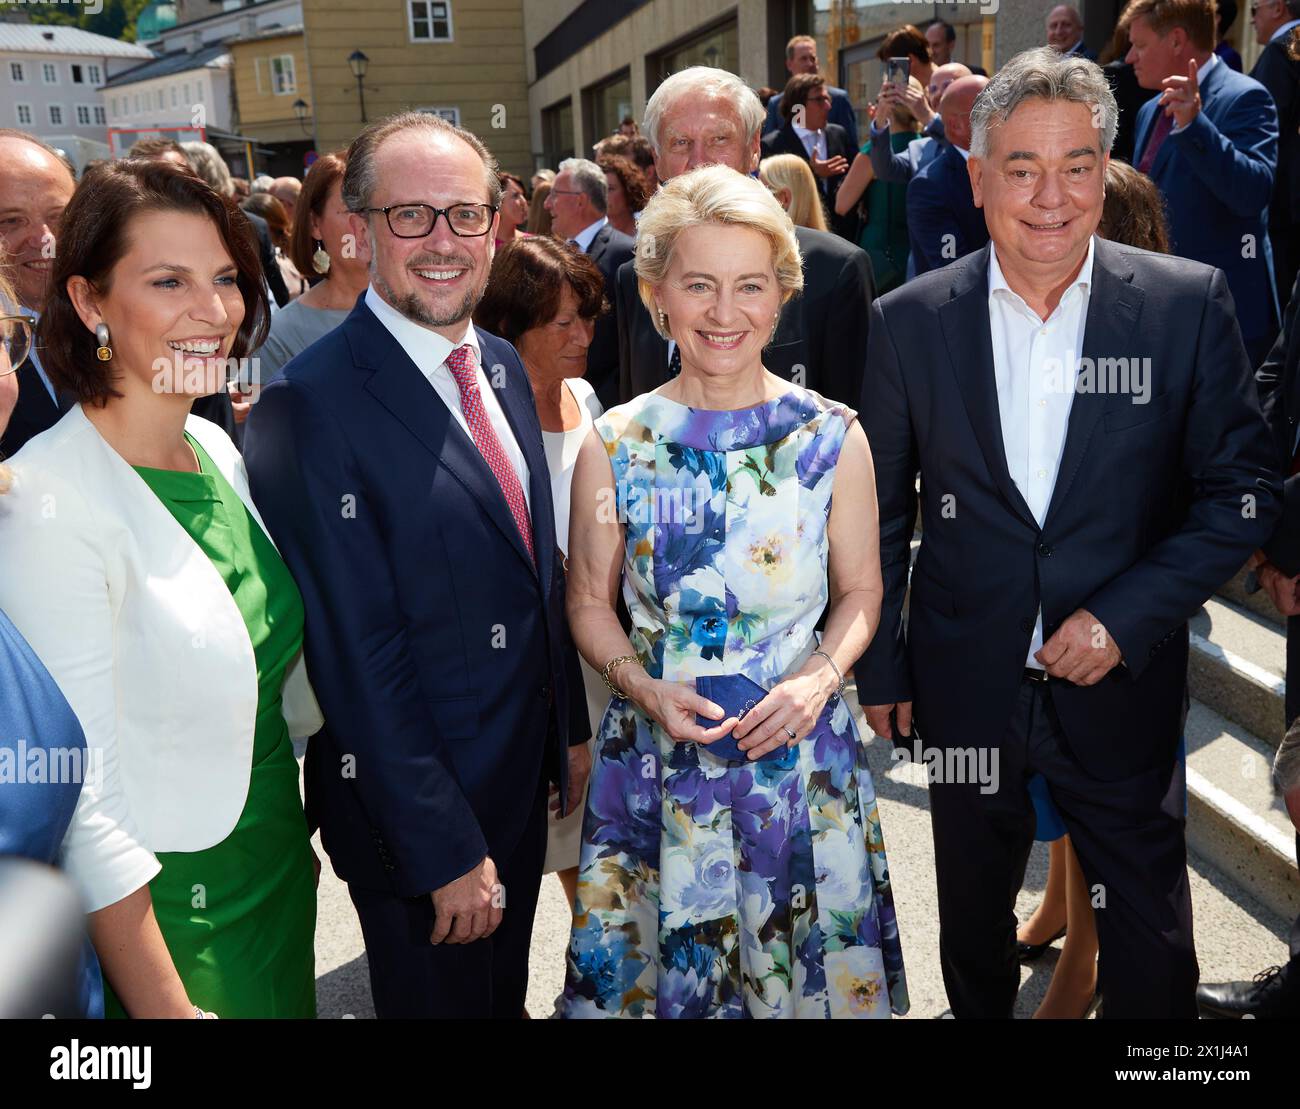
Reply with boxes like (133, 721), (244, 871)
(1258, 561), (1300, 617)
(551, 742), (592, 818)
(811, 154), (849, 179)
(1160, 58), (1201, 130)
(429, 856), (502, 945)
(895, 80), (937, 128)
(864, 702), (913, 740)
(1035, 608), (1122, 685)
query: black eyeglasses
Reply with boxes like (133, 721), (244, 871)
(359, 202), (498, 238)
(0, 315), (33, 377)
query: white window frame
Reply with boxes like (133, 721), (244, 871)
(93, 104), (106, 125)
(87, 64), (102, 86)
(170, 85), (177, 107)
(156, 89), (164, 109)
(75, 104), (91, 126)
(48, 103), (64, 126)
(183, 83), (191, 104)
(419, 106), (460, 126)
(41, 62), (59, 85)
(270, 54), (296, 95)
(9, 61), (25, 84)
(15, 103), (33, 127)
(134, 93), (140, 113)
(408, 0), (454, 43)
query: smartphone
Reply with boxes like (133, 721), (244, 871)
(886, 56), (911, 89)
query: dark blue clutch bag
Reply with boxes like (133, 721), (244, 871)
(694, 673), (794, 764)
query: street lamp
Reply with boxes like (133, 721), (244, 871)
(348, 49), (369, 123)
(292, 97), (310, 135)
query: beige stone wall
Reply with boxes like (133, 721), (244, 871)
(300, 0), (532, 176)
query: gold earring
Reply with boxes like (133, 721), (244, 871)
(94, 322), (112, 362)
(312, 239), (331, 274)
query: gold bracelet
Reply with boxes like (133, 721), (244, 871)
(601, 654), (641, 699)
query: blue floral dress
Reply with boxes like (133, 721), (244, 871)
(562, 385), (909, 1019)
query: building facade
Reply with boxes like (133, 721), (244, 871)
(228, 25), (314, 177)
(0, 24), (153, 172)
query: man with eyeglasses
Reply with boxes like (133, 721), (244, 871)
(1249, 0), (1300, 302)
(0, 129), (75, 459)
(244, 111), (590, 1019)
(760, 73), (853, 236)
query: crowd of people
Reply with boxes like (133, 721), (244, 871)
(1, 0), (1299, 1022)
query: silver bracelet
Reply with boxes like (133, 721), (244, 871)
(812, 650), (845, 700)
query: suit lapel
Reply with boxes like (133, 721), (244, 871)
(938, 246), (1038, 530)
(350, 306), (538, 577)
(1042, 239), (1144, 527)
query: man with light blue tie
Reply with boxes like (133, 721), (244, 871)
(0, 129), (75, 459)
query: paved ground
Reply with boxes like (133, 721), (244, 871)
(305, 693), (1296, 1019)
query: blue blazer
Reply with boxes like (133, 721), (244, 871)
(906, 142), (989, 276)
(0, 609), (102, 1017)
(857, 239), (1281, 780)
(243, 298), (590, 898)
(1133, 59), (1280, 344)
(767, 85), (860, 151)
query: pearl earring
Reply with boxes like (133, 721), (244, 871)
(94, 322), (112, 362)
(658, 308), (669, 336)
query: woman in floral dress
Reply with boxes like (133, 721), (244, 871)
(561, 165), (908, 1018)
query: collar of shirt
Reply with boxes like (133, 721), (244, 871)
(792, 121), (826, 159)
(571, 216), (608, 253)
(364, 283), (481, 383)
(1271, 18), (1300, 42)
(1194, 49), (1220, 79)
(988, 235), (1095, 321)
(954, 143), (971, 161)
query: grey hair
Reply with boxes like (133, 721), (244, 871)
(557, 157), (608, 213)
(642, 66), (767, 156)
(969, 47), (1116, 159)
(180, 140), (234, 198)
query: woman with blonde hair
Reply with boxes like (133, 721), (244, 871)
(560, 165), (908, 1019)
(758, 153), (828, 232)
(528, 181), (554, 236)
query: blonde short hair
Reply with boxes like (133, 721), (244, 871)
(634, 165), (803, 340)
(758, 154), (828, 234)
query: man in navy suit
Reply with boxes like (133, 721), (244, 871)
(1125, 0), (1281, 364)
(906, 74), (990, 276)
(765, 34), (860, 152)
(859, 48), (1281, 1018)
(1047, 5), (1098, 60)
(244, 112), (590, 1018)
(544, 157), (634, 409)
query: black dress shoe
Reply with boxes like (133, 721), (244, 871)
(1197, 964), (1296, 1018)
(1016, 925), (1066, 963)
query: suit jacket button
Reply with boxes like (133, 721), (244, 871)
(1037, 542), (1054, 557)
(540, 684), (551, 700)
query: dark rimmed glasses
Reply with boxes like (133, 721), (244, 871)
(0, 315), (33, 377)
(359, 202), (498, 238)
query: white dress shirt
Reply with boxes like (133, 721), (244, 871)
(988, 237), (1095, 666)
(571, 216), (608, 253)
(18, 306), (58, 403)
(365, 285), (530, 509)
(792, 122), (828, 161)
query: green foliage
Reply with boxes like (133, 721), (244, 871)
(25, 0), (151, 43)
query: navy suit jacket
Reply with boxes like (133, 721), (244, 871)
(906, 143), (989, 276)
(243, 298), (589, 897)
(583, 222), (636, 409)
(866, 117), (945, 185)
(1133, 59), (1280, 343)
(767, 86), (859, 151)
(857, 239), (1281, 780)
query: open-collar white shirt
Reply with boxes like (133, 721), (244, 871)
(365, 284), (530, 508)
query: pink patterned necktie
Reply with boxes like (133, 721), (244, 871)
(444, 344), (535, 564)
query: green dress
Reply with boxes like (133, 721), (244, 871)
(106, 433), (317, 1018)
(856, 130), (916, 294)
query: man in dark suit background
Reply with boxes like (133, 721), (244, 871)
(244, 112), (590, 1018)
(906, 74), (990, 276)
(764, 34), (860, 152)
(859, 48), (1280, 1018)
(760, 73), (852, 237)
(0, 130), (75, 459)
(619, 65), (875, 406)
(1047, 4), (1099, 60)
(543, 157), (634, 408)
(1125, 0), (1280, 364)
(1249, 0), (1300, 300)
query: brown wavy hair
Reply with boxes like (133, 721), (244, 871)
(289, 150), (347, 275)
(597, 154), (651, 214)
(1101, 159), (1171, 253)
(474, 237), (606, 343)
(37, 158), (269, 405)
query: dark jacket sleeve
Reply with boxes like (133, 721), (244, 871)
(867, 123), (917, 184)
(822, 243), (875, 407)
(906, 162), (968, 276)
(616, 259), (637, 404)
(854, 298), (918, 704)
(244, 378), (488, 896)
(1085, 269), (1283, 677)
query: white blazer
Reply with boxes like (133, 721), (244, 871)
(0, 405), (323, 912)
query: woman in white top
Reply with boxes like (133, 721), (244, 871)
(475, 236), (609, 907)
